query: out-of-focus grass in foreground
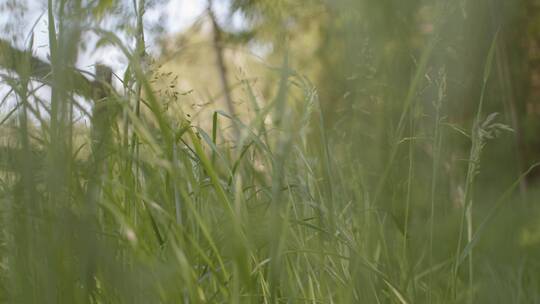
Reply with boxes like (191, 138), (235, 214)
(1, 0), (540, 303)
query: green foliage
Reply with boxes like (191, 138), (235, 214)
(0, 0), (539, 303)
(93, 0), (114, 19)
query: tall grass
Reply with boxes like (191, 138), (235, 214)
(0, 1), (539, 303)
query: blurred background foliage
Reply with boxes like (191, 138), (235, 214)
(1, 0), (540, 303)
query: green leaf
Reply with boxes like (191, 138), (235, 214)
(94, 0), (114, 19)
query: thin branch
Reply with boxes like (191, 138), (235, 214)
(208, 1), (239, 137)
(0, 38), (98, 100)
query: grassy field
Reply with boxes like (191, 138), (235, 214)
(1, 0), (540, 303)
